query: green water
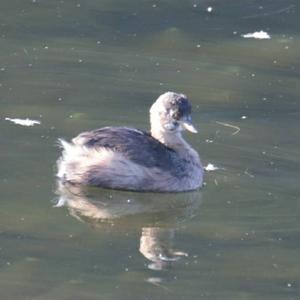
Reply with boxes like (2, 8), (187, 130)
(1, 0), (299, 299)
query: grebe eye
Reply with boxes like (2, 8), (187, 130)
(171, 110), (181, 120)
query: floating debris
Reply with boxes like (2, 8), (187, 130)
(205, 139), (214, 143)
(242, 31), (271, 39)
(204, 163), (220, 172)
(5, 118), (41, 126)
(244, 168), (255, 178)
(216, 121), (240, 135)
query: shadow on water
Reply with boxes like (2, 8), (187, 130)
(55, 180), (202, 274)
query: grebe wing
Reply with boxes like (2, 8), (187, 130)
(73, 127), (176, 170)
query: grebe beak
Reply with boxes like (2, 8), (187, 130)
(181, 121), (198, 133)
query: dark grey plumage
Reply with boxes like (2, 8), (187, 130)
(166, 96), (192, 121)
(75, 127), (189, 177)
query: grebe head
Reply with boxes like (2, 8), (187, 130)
(150, 92), (197, 135)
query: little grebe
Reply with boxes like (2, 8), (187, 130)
(57, 92), (203, 192)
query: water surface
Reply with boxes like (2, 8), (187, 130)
(1, 0), (299, 299)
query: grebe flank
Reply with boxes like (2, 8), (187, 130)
(57, 92), (203, 192)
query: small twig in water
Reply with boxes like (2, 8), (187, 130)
(216, 121), (241, 135)
(244, 168), (255, 178)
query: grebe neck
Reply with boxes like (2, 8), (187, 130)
(150, 127), (191, 154)
(149, 104), (196, 157)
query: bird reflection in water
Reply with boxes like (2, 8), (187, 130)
(55, 180), (202, 273)
(140, 227), (188, 271)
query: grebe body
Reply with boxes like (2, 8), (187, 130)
(57, 92), (203, 192)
